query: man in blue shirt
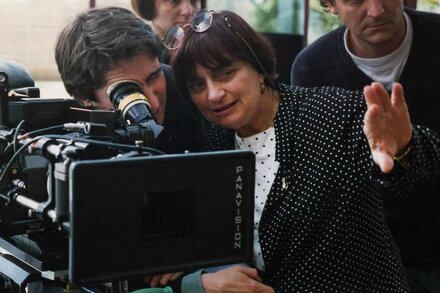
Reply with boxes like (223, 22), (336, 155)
(291, 1), (440, 291)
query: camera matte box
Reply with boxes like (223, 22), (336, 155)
(68, 150), (255, 285)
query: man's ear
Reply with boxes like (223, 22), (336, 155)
(325, 0), (338, 15)
(77, 96), (94, 107)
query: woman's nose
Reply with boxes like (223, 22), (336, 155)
(180, 0), (195, 18)
(207, 82), (225, 103)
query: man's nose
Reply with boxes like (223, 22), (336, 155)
(366, 0), (385, 17)
(141, 87), (159, 113)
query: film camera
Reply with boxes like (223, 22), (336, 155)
(0, 63), (255, 292)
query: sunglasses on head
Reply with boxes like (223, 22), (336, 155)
(162, 9), (274, 87)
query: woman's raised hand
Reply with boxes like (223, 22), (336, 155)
(363, 82), (412, 173)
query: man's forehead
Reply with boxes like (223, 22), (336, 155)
(105, 55), (160, 80)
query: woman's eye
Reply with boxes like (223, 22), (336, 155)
(187, 80), (205, 93)
(221, 71), (231, 77)
(217, 69), (235, 81)
(166, 0), (181, 6)
(344, 0), (364, 5)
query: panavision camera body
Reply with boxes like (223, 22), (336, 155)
(0, 68), (255, 293)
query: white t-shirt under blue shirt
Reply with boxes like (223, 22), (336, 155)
(345, 12), (413, 91)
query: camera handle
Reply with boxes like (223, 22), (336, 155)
(0, 71), (10, 126)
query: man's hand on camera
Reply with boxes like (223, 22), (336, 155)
(201, 266), (274, 293)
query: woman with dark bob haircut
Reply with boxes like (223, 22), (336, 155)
(171, 9), (440, 293)
(131, 0), (201, 64)
(171, 10), (277, 100)
(131, 0), (201, 38)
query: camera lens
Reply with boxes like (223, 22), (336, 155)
(107, 80), (163, 139)
(108, 81), (142, 107)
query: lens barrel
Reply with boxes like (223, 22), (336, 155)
(107, 80), (163, 139)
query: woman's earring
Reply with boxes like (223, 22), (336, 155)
(261, 83), (266, 94)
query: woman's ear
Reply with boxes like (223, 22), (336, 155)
(258, 74), (265, 86)
(259, 74), (266, 94)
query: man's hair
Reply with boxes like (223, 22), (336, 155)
(171, 10), (277, 99)
(131, 0), (156, 20)
(55, 6), (162, 101)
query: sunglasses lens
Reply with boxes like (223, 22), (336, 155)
(191, 10), (212, 33)
(163, 26), (184, 50)
(162, 10), (213, 50)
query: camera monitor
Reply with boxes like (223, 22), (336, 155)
(68, 150), (255, 285)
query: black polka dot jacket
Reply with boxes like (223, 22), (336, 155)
(205, 83), (440, 292)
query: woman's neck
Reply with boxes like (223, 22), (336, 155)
(237, 88), (279, 138)
(152, 22), (166, 39)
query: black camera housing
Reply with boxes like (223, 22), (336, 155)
(0, 71), (256, 291)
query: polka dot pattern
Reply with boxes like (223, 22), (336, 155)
(235, 127), (279, 271)
(206, 84), (440, 292)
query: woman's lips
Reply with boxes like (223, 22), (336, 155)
(213, 100), (238, 116)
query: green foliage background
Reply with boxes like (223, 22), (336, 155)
(210, 0), (440, 43)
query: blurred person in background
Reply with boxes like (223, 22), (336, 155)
(131, 0), (202, 63)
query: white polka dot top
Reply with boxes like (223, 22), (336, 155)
(206, 83), (440, 292)
(235, 127), (279, 271)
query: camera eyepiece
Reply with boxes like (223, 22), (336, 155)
(0, 72), (8, 84)
(107, 80), (163, 139)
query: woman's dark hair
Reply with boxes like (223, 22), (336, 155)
(131, 0), (156, 20)
(131, 0), (204, 21)
(171, 10), (277, 99)
(55, 6), (161, 101)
